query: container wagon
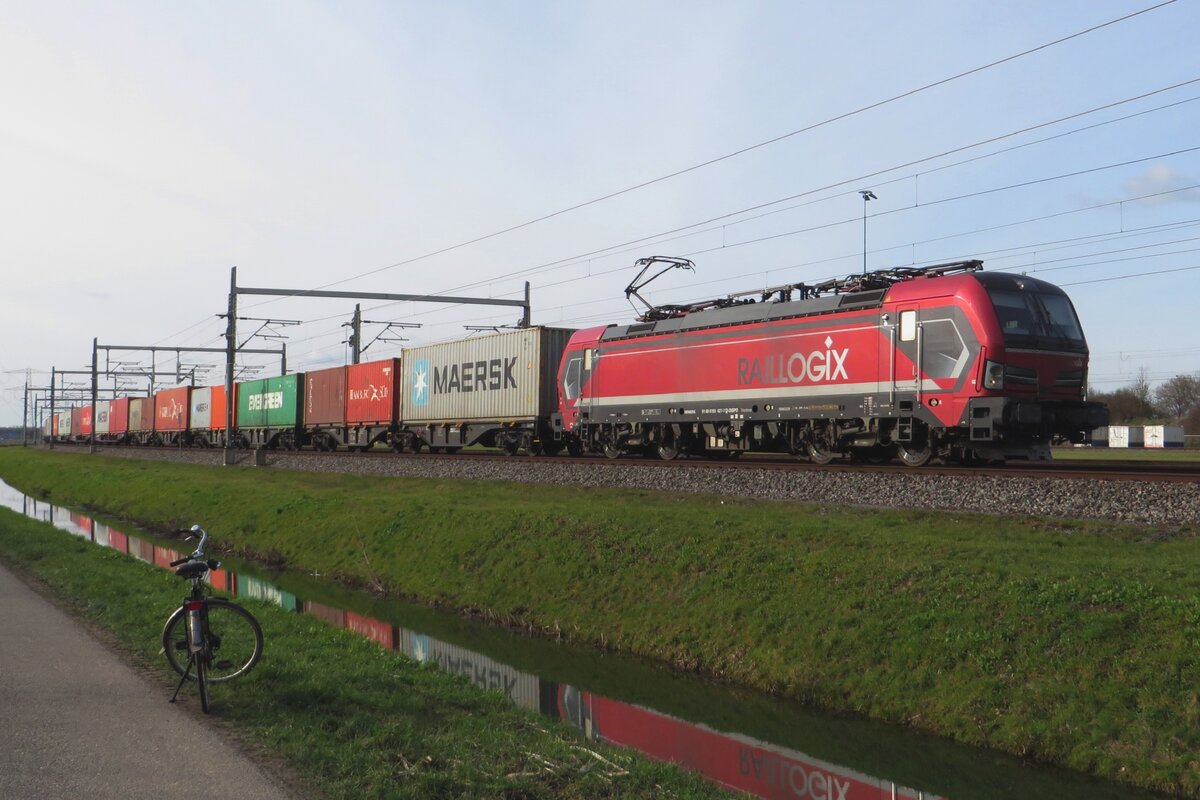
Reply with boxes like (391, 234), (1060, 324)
(189, 384), (235, 447)
(108, 396), (130, 444)
(153, 386), (192, 446)
(127, 397), (155, 445)
(237, 374), (304, 449)
(304, 359), (402, 451)
(399, 327), (575, 454)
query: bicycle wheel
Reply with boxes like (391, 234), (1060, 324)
(195, 655), (210, 713)
(163, 600), (263, 683)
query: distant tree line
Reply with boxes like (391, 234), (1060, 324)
(1089, 369), (1200, 432)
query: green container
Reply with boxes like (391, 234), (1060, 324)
(236, 374), (302, 429)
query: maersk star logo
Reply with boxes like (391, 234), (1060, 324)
(411, 359), (430, 406)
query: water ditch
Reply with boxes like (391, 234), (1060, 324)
(0, 478), (1164, 800)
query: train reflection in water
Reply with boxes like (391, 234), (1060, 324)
(9, 490), (939, 800)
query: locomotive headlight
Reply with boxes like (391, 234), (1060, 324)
(983, 360), (1005, 390)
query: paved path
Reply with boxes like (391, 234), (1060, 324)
(0, 560), (296, 800)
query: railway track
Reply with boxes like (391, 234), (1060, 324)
(35, 442), (1200, 526)
(197, 445), (1200, 483)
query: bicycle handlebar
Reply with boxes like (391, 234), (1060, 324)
(170, 524), (210, 566)
(188, 524), (208, 559)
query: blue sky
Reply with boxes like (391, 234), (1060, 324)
(2, 0), (1198, 424)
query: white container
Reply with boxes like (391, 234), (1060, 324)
(190, 387), (213, 430)
(420, 638), (541, 713)
(94, 400), (111, 435)
(58, 410), (73, 438)
(400, 327), (573, 423)
(1108, 426), (1144, 448)
(1144, 425), (1185, 448)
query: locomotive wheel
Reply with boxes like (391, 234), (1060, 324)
(655, 428), (679, 461)
(806, 440), (835, 465)
(896, 441), (933, 467)
(566, 439), (583, 457)
(602, 441), (621, 460)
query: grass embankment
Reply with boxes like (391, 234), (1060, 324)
(2, 448), (1199, 796)
(0, 508), (723, 800)
(1051, 447), (1200, 462)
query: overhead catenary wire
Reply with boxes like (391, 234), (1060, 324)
(232, 1), (1179, 312)
(159, 74), (1200, 362)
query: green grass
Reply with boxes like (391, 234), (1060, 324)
(2, 447), (1199, 797)
(0, 508), (724, 800)
(1052, 446), (1200, 462)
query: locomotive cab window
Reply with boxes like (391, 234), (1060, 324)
(899, 310), (917, 342)
(988, 289), (1087, 352)
(563, 356), (582, 401)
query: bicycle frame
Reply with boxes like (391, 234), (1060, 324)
(164, 524), (263, 713)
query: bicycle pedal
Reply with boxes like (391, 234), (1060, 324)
(215, 660), (233, 670)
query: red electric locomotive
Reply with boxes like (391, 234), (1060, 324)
(553, 258), (1108, 465)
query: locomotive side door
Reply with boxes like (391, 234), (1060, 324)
(892, 305), (921, 402)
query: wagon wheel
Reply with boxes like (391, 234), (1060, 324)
(525, 435), (545, 457)
(501, 436), (520, 457)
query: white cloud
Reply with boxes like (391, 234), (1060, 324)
(1122, 163), (1200, 205)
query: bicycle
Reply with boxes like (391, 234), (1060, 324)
(162, 524), (263, 713)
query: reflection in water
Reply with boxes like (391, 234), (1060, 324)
(0, 482), (1160, 800)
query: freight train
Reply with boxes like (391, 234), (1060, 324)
(44, 259), (1107, 465)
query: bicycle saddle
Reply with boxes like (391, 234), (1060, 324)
(175, 560), (209, 579)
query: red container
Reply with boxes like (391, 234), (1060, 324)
(209, 568), (231, 592)
(305, 366), (347, 426)
(135, 539), (155, 563)
(128, 397), (154, 432)
(70, 512), (94, 535)
(109, 397), (130, 435)
(346, 358), (400, 425)
(78, 405), (94, 436)
(108, 529), (129, 554)
(70, 407), (82, 437)
(344, 611), (397, 649)
(154, 386), (191, 432)
(51, 415), (59, 437)
(210, 384), (232, 430)
(304, 600), (345, 628)
(154, 545), (177, 569)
